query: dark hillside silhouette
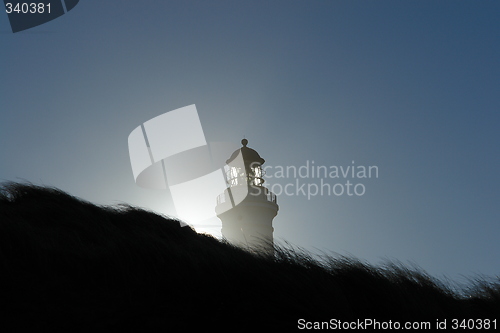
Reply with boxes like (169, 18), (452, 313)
(0, 182), (498, 331)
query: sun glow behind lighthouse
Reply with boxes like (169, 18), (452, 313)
(128, 105), (247, 232)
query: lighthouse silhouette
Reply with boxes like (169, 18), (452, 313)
(215, 139), (279, 254)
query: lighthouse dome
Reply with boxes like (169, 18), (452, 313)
(226, 139), (265, 165)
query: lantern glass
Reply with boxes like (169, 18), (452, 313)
(251, 164), (264, 186)
(227, 166), (245, 186)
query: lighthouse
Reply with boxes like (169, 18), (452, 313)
(215, 139), (279, 253)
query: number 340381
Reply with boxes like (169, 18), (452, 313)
(5, 3), (51, 14)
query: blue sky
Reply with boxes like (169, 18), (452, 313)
(1, 1), (499, 282)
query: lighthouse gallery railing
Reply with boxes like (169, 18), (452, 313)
(216, 187), (277, 205)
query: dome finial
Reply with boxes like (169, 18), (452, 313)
(241, 138), (248, 147)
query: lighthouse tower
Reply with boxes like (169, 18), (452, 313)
(215, 139), (278, 253)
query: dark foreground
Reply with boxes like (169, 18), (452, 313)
(0, 183), (498, 332)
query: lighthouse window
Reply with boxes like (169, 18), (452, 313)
(227, 166), (246, 186)
(251, 164), (264, 186)
(253, 165), (262, 178)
